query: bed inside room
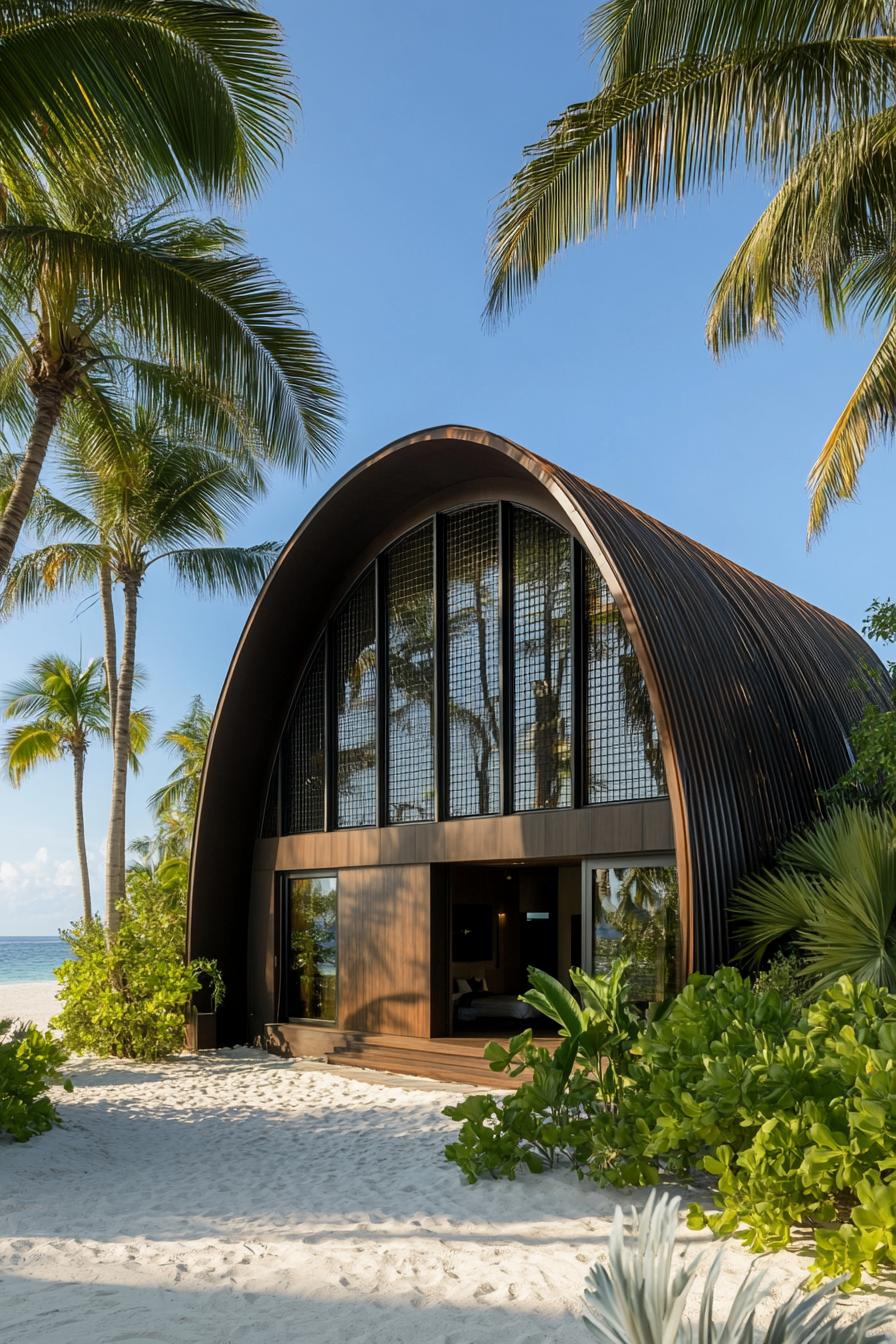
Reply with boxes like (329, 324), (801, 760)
(448, 862), (580, 1035)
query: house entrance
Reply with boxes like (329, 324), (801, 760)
(446, 862), (580, 1036)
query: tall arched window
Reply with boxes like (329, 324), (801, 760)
(446, 505), (501, 817)
(334, 569), (377, 827)
(386, 524), (435, 823)
(268, 503), (668, 837)
(512, 509), (572, 811)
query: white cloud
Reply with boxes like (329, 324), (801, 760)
(0, 843), (104, 933)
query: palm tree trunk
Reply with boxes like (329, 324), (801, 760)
(0, 381), (65, 581)
(104, 573), (138, 939)
(72, 746), (92, 924)
(99, 559), (118, 733)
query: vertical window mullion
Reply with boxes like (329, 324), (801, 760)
(376, 553), (388, 829)
(571, 540), (585, 810)
(499, 501), (514, 816)
(434, 514), (448, 821)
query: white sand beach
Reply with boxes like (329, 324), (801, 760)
(2, 981), (895, 1343)
(0, 979), (59, 1031)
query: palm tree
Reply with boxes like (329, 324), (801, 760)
(734, 806), (896, 991)
(149, 695), (212, 830)
(2, 395), (280, 934)
(0, 191), (340, 580)
(486, 2), (896, 536)
(1, 653), (150, 922)
(0, 1), (295, 205)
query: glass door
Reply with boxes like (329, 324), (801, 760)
(286, 873), (337, 1022)
(581, 857), (679, 1003)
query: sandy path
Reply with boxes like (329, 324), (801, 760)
(1, 995), (894, 1342)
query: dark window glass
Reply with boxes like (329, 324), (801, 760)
(446, 505), (501, 817)
(584, 556), (667, 802)
(283, 643), (326, 833)
(590, 863), (678, 1002)
(512, 508), (572, 810)
(387, 525), (435, 823)
(334, 568), (377, 827)
(259, 754), (280, 837)
(288, 875), (337, 1021)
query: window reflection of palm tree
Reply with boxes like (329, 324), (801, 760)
(586, 576), (665, 796)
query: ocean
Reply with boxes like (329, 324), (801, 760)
(0, 936), (68, 984)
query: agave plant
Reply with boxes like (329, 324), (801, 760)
(583, 1192), (895, 1343)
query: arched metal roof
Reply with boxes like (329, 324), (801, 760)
(190, 426), (885, 1041)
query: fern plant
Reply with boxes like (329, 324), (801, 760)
(583, 1192), (895, 1343)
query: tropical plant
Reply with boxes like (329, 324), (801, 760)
(445, 965), (896, 1288)
(149, 695), (211, 827)
(829, 598), (896, 809)
(0, 1017), (72, 1142)
(1, 653), (150, 921)
(582, 1191), (895, 1342)
(0, 1), (295, 206)
(734, 806), (896, 990)
(52, 868), (223, 1061)
(486, 1), (896, 537)
(0, 183), (339, 581)
(2, 394), (280, 934)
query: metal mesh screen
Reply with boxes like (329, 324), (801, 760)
(584, 555), (667, 802)
(387, 525), (435, 823)
(512, 508), (572, 810)
(334, 567), (377, 827)
(259, 753), (279, 837)
(446, 504), (501, 817)
(283, 642), (326, 833)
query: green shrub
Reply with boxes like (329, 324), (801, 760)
(444, 1033), (603, 1181)
(443, 960), (653, 1185)
(52, 870), (223, 1062)
(0, 1017), (71, 1141)
(689, 976), (896, 1289)
(444, 963), (896, 1288)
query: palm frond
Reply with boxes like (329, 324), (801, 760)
(0, 542), (105, 614)
(162, 542), (279, 600)
(0, 0), (296, 203)
(0, 218), (342, 474)
(587, 0), (885, 81)
(2, 721), (62, 783)
(734, 807), (896, 990)
(806, 319), (896, 537)
(486, 39), (896, 320)
(708, 108), (896, 352)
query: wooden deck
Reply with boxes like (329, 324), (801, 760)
(264, 1022), (558, 1088)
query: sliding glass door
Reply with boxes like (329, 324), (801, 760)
(287, 874), (337, 1022)
(581, 858), (678, 1003)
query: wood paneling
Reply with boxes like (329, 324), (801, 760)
(336, 865), (431, 1036)
(267, 798), (674, 874)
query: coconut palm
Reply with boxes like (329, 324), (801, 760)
(0, 1), (294, 205)
(734, 806), (896, 991)
(1, 395), (280, 934)
(0, 191), (339, 580)
(149, 695), (212, 831)
(487, 1), (896, 536)
(0, 653), (150, 922)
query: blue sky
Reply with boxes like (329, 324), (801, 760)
(1, 1), (891, 934)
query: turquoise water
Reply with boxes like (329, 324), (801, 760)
(0, 936), (68, 983)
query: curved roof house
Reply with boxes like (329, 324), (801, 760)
(189, 426), (885, 1079)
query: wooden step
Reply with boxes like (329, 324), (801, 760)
(325, 1041), (526, 1089)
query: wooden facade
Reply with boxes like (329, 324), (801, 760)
(189, 426), (887, 1055)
